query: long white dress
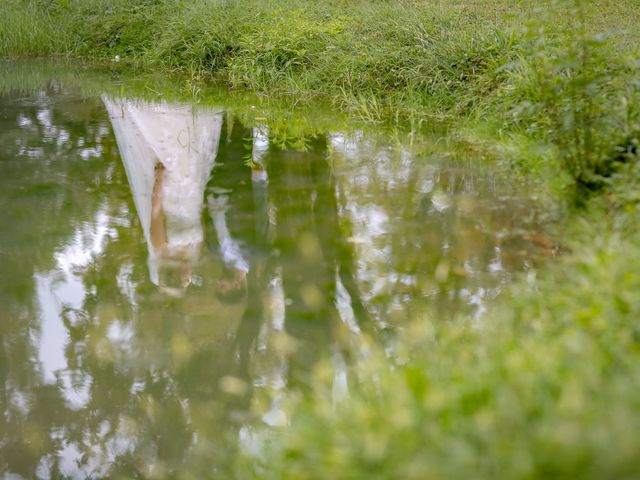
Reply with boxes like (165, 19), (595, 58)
(102, 96), (223, 287)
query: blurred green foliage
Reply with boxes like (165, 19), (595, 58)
(239, 201), (640, 479)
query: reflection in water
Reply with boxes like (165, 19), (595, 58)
(0, 84), (555, 478)
(267, 135), (372, 387)
(103, 97), (223, 296)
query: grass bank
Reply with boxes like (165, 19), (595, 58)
(2, 0), (639, 194)
(3, 0), (640, 478)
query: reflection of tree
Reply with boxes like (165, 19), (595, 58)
(330, 136), (550, 324)
(0, 87), (125, 478)
(205, 114), (267, 390)
(267, 135), (372, 388)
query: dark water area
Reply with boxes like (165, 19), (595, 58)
(0, 65), (553, 478)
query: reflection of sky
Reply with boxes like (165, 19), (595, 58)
(32, 200), (136, 476)
(36, 274), (69, 383)
(14, 102), (110, 161)
(35, 206), (116, 406)
(54, 210), (116, 274)
(330, 130), (515, 320)
(34, 419), (137, 480)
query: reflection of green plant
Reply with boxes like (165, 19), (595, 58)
(182, 74), (202, 100)
(268, 131), (313, 152)
(259, 117), (316, 152)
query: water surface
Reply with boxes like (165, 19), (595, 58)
(0, 64), (554, 478)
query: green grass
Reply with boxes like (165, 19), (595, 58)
(2, 0), (639, 192)
(0, 1), (68, 56)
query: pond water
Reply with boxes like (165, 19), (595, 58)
(0, 63), (554, 478)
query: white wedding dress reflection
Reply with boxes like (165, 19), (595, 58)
(103, 96), (223, 295)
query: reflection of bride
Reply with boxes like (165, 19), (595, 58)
(103, 96), (223, 295)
